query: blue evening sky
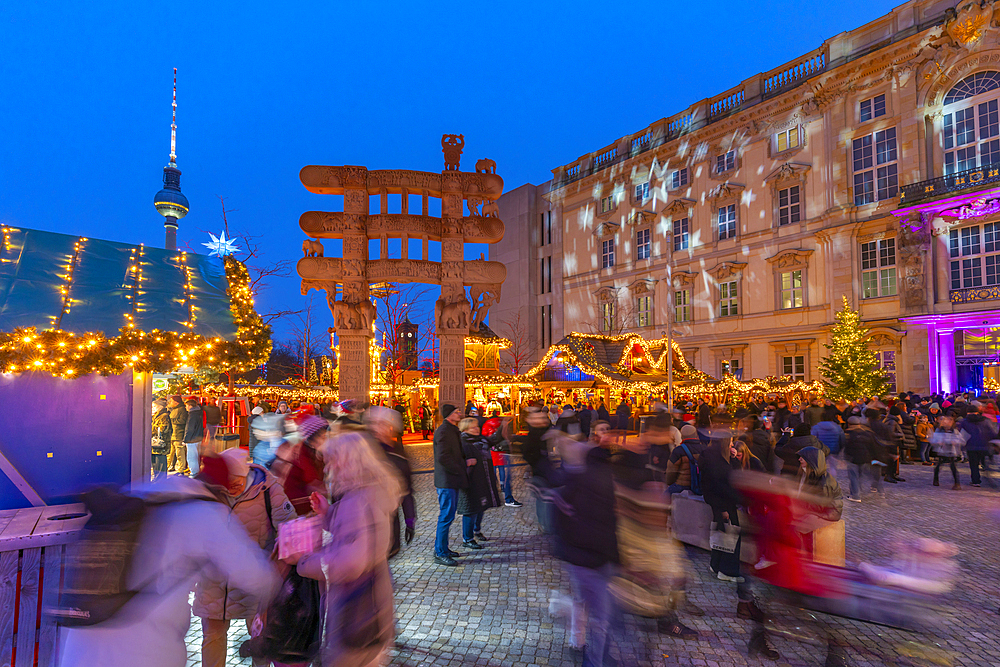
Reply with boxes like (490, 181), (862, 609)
(1, 0), (899, 339)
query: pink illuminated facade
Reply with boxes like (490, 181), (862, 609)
(494, 0), (1000, 396)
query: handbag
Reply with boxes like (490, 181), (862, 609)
(339, 503), (389, 650)
(709, 521), (740, 554)
(238, 568), (321, 662)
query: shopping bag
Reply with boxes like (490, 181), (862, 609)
(239, 569), (321, 662)
(709, 521), (740, 554)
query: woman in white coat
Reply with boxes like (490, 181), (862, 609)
(57, 475), (279, 667)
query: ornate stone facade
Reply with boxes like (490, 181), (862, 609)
(297, 138), (506, 402)
(494, 0), (1000, 393)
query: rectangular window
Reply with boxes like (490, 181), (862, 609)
(675, 289), (691, 323)
(859, 93), (886, 122)
(720, 280), (738, 317)
(944, 102), (1000, 173)
(546, 210), (552, 245)
(718, 204), (737, 240)
(634, 182), (649, 202)
(671, 168), (689, 189)
(716, 150), (736, 173)
(601, 302), (615, 332)
(860, 238), (897, 298)
(672, 217), (689, 251)
(540, 305), (546, 348)
(600, 195), (615, 213)
(540, 257), (546, 294)
(782, 355), (806, 381)
(637, 295), (652, 327)
(853, 127), (898, 204)
(775, 128), (800, 152)
(876, 350), (897, 393)
(636, 228), (651, 260)
(777, 185), (801, 226)
(780, 270), (803, 309)
(601, 238), (615, 268)
(547, 256), (552, 293)
(539, 213), (546, 247)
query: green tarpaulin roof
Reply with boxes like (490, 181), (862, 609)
(0, 226), (237, 340)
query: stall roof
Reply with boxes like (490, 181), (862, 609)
(0, 226), (237, 339)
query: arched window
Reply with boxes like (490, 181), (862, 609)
(943, 71), (1000, 173)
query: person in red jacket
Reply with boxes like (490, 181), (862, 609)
(483, 410), (521, 507)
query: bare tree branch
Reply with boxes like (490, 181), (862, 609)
(496, 310), (533, 374)
(372, 283), (436, 397)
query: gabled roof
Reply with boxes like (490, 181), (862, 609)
(0, 226), (236, 339)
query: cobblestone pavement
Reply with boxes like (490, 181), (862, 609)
(185, 457), (1000, 667)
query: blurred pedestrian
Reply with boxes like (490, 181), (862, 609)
(272, 414), (327, 515)
(365, 407), (416, 558)
(151, 398), (171, 479)
(195, 448), (297, 667)
(167, 395), (189, 474)
(292, 431), (403, 667)
(931, 412), (963, 489)
(184, 398), (205, 476)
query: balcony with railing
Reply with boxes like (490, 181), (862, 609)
(899, 163), (1000, 206)
(551, 43), (829, 190)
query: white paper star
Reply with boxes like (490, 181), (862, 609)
(202, 231), (241, 257)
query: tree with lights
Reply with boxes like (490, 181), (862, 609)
(819, 296), (888, 401)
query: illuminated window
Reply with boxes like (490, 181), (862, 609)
(861, 238), (897, 298)
(672, 217), (689, 251)
(859, 93), (886, 122)
(716, 150), (736, 173)
(721, 359), (741, 377)
(875, 350), (897, 392)
(675, 289), (691, 322)
(600, 195), (615, 213)
(602, 238), (615, 268)
(780, 270), (803, 309)
(636, 228), (651, 260)
(718, 204), (737, 240)
(777, 185), (801, 226)
(634, 182), (649, 202)
(719, 280), (738, 317)
(782, 355), (806, 381)
(775, 128), (800, 152)
(943, 98), (1000, 174)
(949, 224), (1000, 289)
(671, 168), (689, 189)
(852, 127), (897, 205)
(601, 302), (616, 332)
(637, 295), (652, 327)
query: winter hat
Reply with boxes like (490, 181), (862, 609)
(251, 406), (264, 415)
(297, 415), (329, 443)
(680, 424), (698, 439)
(440, 403), (458, 419)
(365, 406), (403, 432)
(930, 403), (940, 411)
(847, 416), (863, 425)
(220, 447), (250, 478)
(170, 394), (183, 405)
(153, 398), (167, 409)
(197, 455), (229, 488)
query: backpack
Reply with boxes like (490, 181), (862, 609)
(47, 486), (151, 626)
(679, 443), (702, 496)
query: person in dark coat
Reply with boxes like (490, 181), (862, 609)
(844, 416), (886, 500)
(746, 417), (776, 474)
(151, 398), (172, 478)
(578, 402), (593, 437)
(614, 401), (632, 431)
(700, 431), (776, 659)
(457, 419), (501, 548)
(203, 400), (222, 441)
(366, 407), (417, 558)
(167, 395), (189, 474)
(776, 423), (827, 477)
(596, 401), (611, 423)
(960, 403), (996, 487)
(182, 399), (206, 476)
(514, 408), (552, 478)
(554, 439), (620, 666)
(432, 404), (468, 566)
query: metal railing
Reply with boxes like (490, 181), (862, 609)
(899, 163), (1000, 205)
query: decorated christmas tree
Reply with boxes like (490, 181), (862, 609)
(819, 296), (889, 401)
(308, 358), (319, 386)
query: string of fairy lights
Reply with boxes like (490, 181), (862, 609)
(0, 255), (271, 377)
(54, 236), (86, 328)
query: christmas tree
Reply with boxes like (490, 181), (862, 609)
(308, 358), (319, 386)
(819, 296), (889, 401)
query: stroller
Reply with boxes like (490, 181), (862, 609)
(733, 471), (957, 666)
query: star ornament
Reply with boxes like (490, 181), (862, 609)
(203, 231), (241, 257)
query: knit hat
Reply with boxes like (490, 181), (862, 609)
(220, 447), (250, 478)
(680, 424), (698, 439)
(251, 406), (264, 415)
(153, 398), (167, 409)
(440, 403), (458, 419)
(847, 416), (863, 425)
(930, 402), (940, 410)
(197, 454), (229, 488)
(297, 415), (329, 442)
(365, 406), (403, 432)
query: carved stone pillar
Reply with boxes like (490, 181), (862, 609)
(898, 212), (932, 314)
(438, 154), (469, 408)
(336, 166), (372, 403)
